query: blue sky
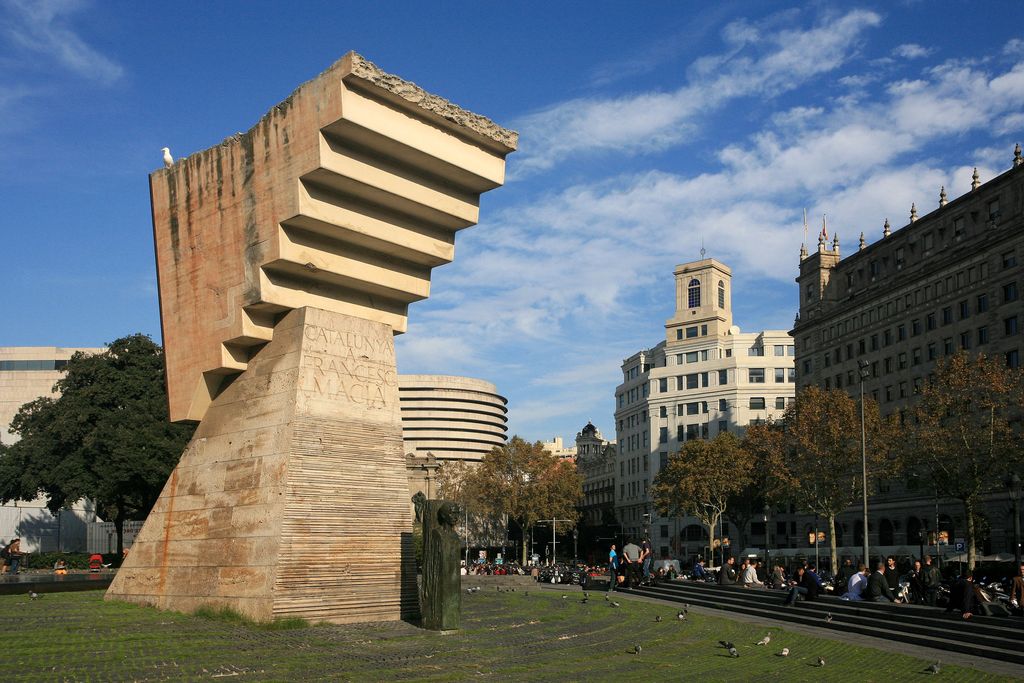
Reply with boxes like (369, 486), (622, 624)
(2, 1), (1023, 442)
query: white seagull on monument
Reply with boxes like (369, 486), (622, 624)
(162, 147), (173, 168)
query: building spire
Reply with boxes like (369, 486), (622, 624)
(910, 203), (918, 222)
(971, 167), (980, 191)
(1015, 143), (1022, 168)
(859, 231), (866, 251)
(939, 186), (947, 207)
(832, 233), (839, 254)
(883, 218), (891, 238)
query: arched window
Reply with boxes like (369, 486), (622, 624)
(879, 518), (894, 546)
(718, 280), (726, 308)
(688, 278), (701, 308)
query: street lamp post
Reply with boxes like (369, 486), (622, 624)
(1007, 473), (1022, 567)
(858, 360), (871, 567)
(763, 504), (771, 570)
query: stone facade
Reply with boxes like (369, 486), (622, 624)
(791, 152), (1024, 560)
(613, 259), (795, 557)
(575, 422), (616, 530)
(108, 53), (515, 623)
(150, 52), (516, 424)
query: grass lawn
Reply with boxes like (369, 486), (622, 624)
(1, 588), (1017, 681)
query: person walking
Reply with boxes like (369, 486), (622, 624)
(921, 555), (942, 607)
(622, 538), (641, 588)
(607, 544), (619, 592)
(640, 537), (653, 585)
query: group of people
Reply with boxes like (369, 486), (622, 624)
(835, 555), (943, 605)
(607, 537), (653, 590)
(1, 538), (24, 575)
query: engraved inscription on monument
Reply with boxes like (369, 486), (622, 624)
(301, 324), (398, 410)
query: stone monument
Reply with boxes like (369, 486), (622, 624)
(418, 498), (462, 631)
(105, 53), (516, 624)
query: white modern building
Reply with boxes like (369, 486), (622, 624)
(0, 347), (104, 552)
(613, 259), (796, 558)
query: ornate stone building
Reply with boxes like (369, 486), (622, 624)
(791, 147), (1024, 561)
(575, 422), (617, 530)
(613, 258), (795, 558)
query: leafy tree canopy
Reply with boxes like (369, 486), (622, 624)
(770, 386), (898, 572)
(653, 432), (750, 562)
(904, 352), (1024, 568)
(0, 334), (194, 554)
(466, 436), (582, 563)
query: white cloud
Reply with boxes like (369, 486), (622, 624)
(511, 9), (882, 176)
(893, 43), (933, 59)
(399, 20), (1024, 438)
(2, 0), (123, 84)
(1003, 38), (1024, 57)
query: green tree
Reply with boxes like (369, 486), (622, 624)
(652, 432), (751, 565)
(0, 334), (194, 557)
(905, 353), (1024, 570)
(728, 421), (791, 554)
(772, 386), (897, 574)
(467, 436), (582, 564)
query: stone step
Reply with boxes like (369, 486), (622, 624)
(630, 581), (1024, 665)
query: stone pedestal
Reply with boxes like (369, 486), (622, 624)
(106, 307), (417, 623)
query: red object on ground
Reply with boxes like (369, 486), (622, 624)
(89, 554), (103, 572)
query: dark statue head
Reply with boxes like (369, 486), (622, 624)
(437, 502), (460, 528)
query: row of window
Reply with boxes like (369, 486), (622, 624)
(816, 257), (1016, 344)
(808, 315), (1021, 376)
(0, 359), (69, 371)
(822, 348), (1021, 397)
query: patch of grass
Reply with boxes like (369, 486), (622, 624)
(194, 604), (310, 630)
(0, 589), (1018, 681)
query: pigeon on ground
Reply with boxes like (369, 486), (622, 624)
(633, 644), (642, 655)
(161, 147), (173, 168)
(655, 615), (662, 622)
(605, 594), (610, 601)
(677, 611), (687, 621)
(561, 594), (568, 600)
(777, 648), (789, 657)
(28, 591), (40, 600)
(719, 641), (734, 650)
(817, 657), (826, 667)
(756, 632), (771, 646)
(925, 662), (941, 675)
(610, 601), (621, 608)
(584, 592), (590, 599)
(825, 613), (833, 623)
(729, 647), (739, 658)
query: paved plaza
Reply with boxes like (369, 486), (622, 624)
(2, 587), (1018, 681)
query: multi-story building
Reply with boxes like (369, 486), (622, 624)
(1, 346), (104, 552)
(613, 259), (795, 558)
(575, 422), (617, 529)
(540, 436), (577, 461)
(792, 147), (1024, 559)
(398, 374), (507, 511)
